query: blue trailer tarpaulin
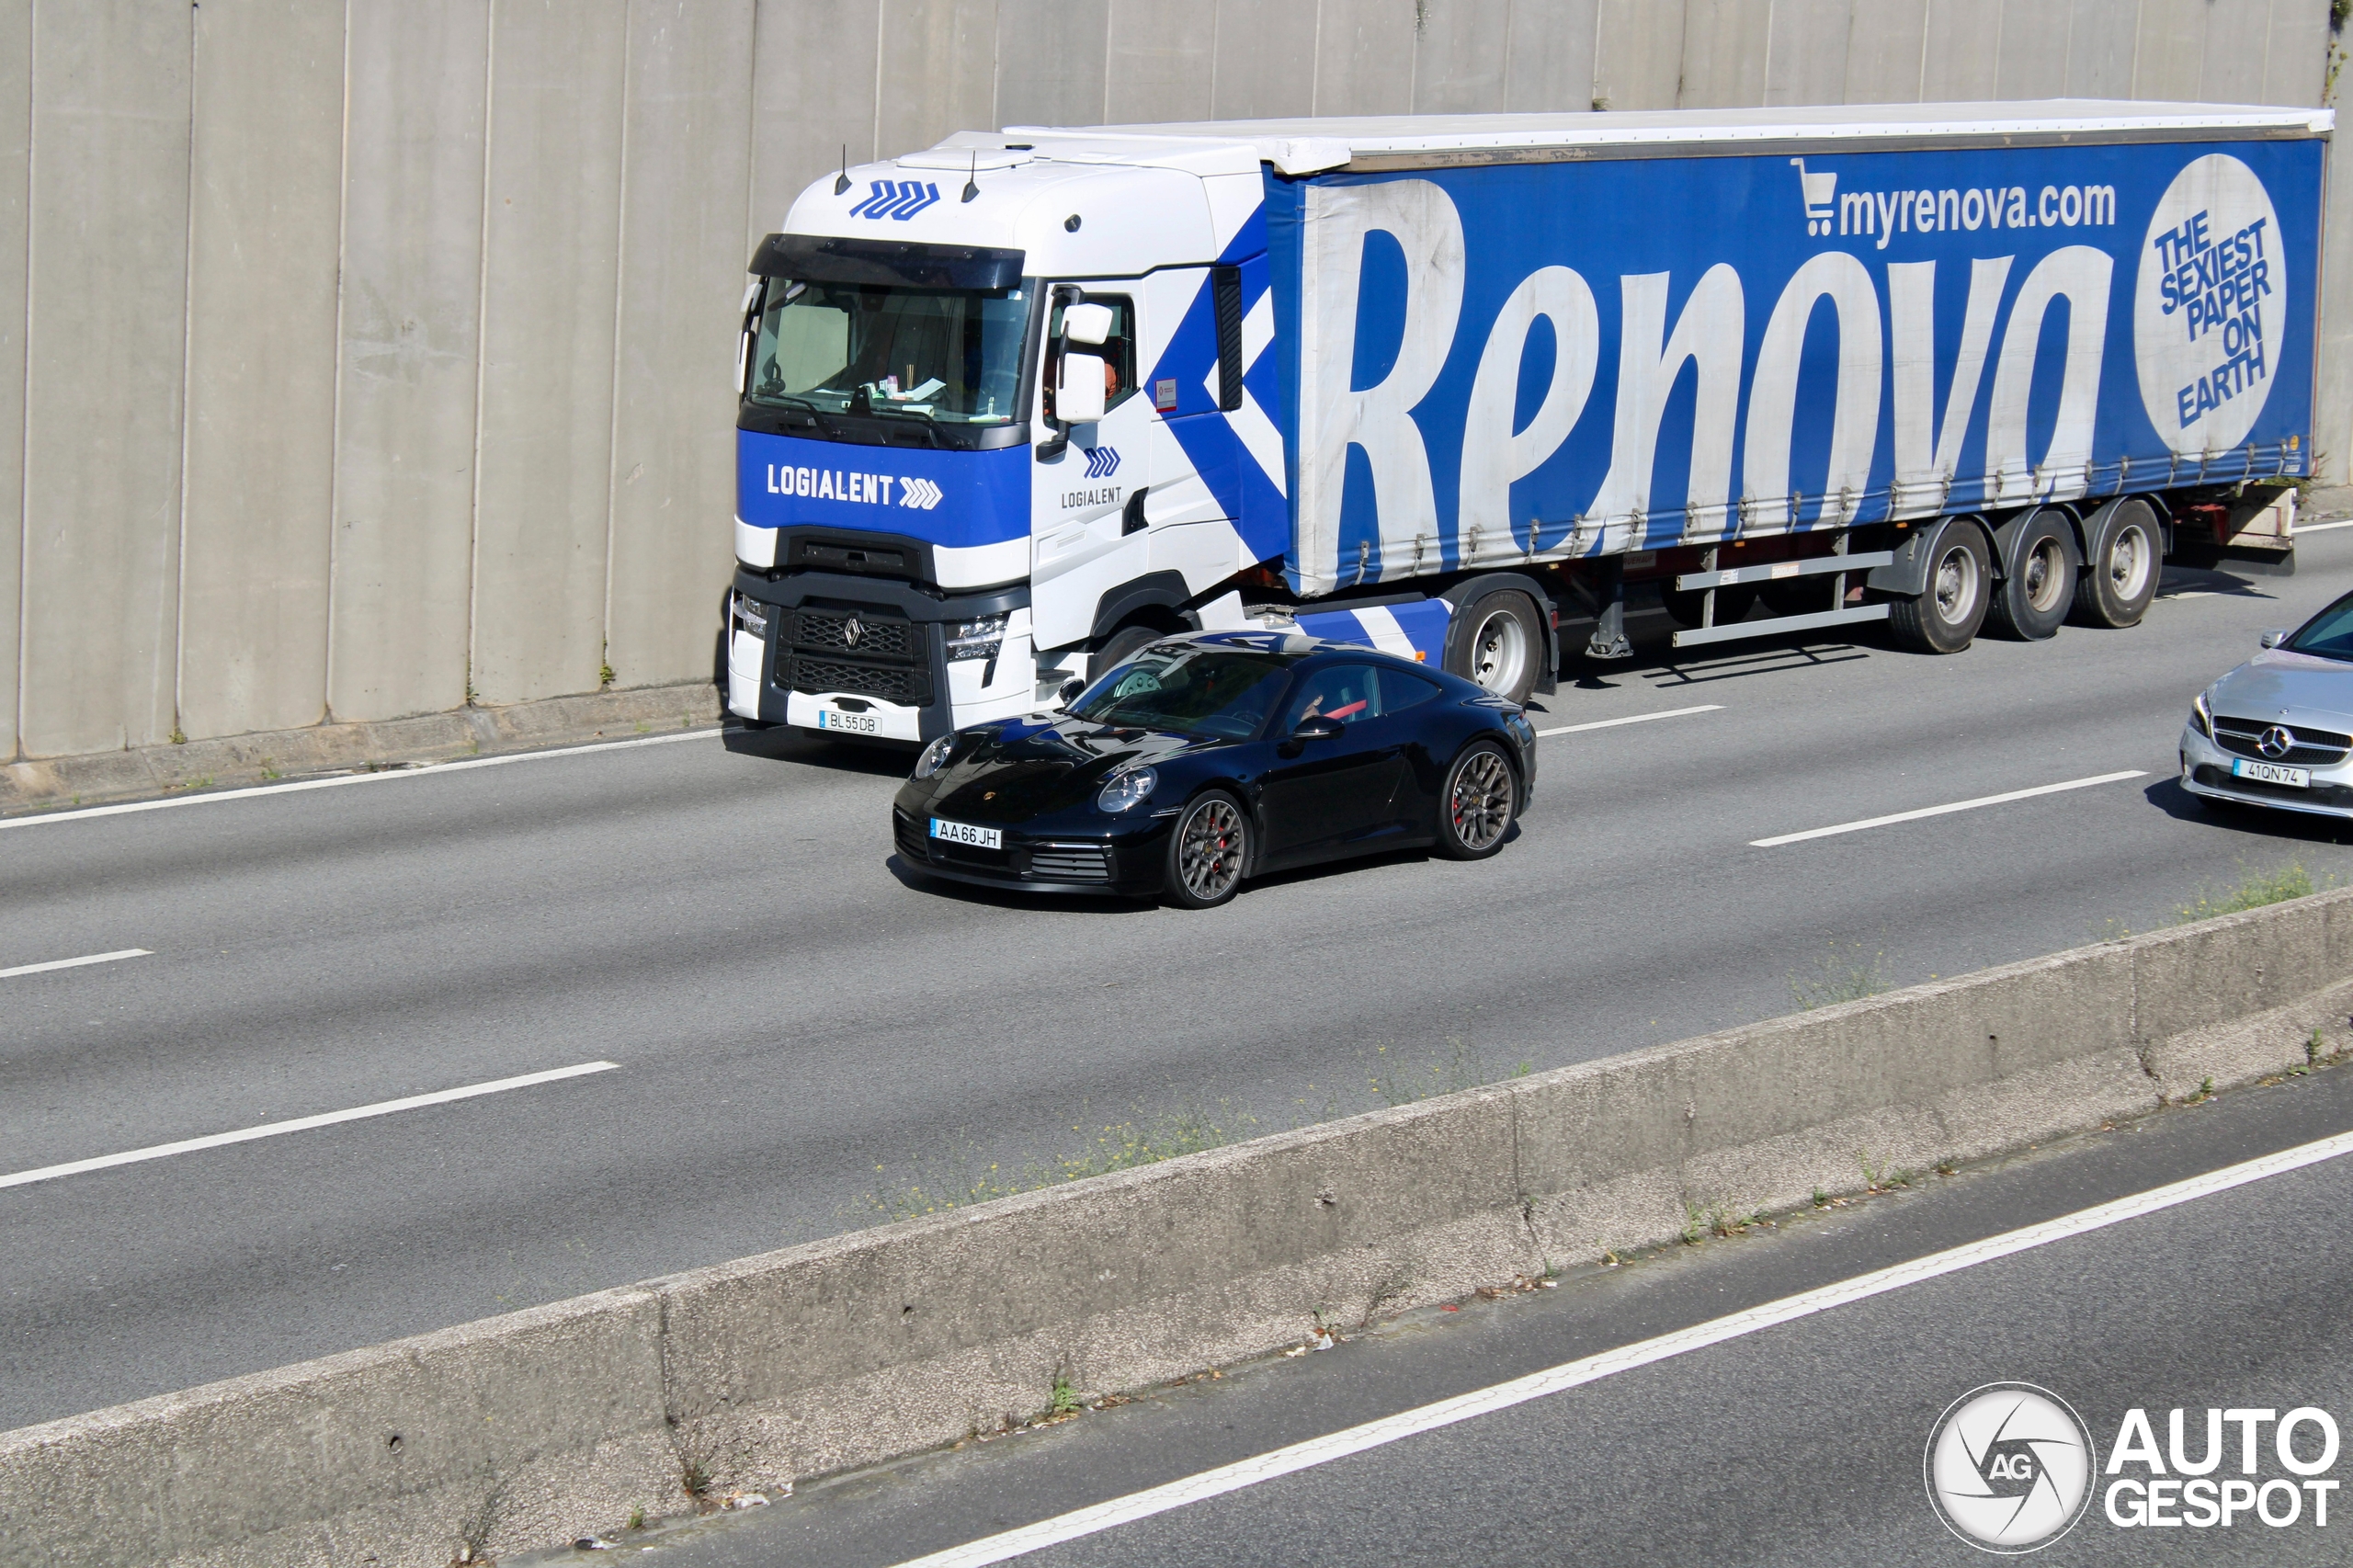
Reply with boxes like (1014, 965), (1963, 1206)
(1263, 134), (2325, 594)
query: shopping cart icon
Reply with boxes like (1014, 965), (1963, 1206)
(1790, 158), (1836, 235)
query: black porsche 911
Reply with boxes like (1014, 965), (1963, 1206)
(890, 631), (1539, 909)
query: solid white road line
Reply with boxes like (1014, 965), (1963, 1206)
(883, 1126), (2353, 1568)
(1748, 769), (2148, 847)
(0, 1062), (620, 1190)
(0, 948), (152, 981)
(1536, 704), (1722, 738)
(0, 728), (718, 833)
(2292, 517), (2353, 534)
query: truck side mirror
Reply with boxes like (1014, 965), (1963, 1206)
(1063, 302), (1114, 347)
(1057, 353), (1107, 424)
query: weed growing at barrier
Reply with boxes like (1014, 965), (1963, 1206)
(859, 1102), (1256, 1223)
(1790, 941), (1889, 1009)
(2174, 858), (2336, 923)
(1365, 1037), (1529, 1107)
(1050, 1376), (1081, 1417)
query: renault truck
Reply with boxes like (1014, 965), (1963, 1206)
(726, 100), (2325, 743)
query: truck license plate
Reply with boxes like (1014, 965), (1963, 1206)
(930, 818), (1001, 849)
(2233, 757), (2310, 788)
(818, 709), (879, 734)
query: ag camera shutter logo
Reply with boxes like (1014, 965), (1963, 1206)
(1925, 1383), (2097, 1552)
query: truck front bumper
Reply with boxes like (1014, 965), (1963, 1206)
(728, 568), (1035, 743)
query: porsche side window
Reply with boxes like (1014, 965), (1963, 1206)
(1283, 665), (1381, 728)
(1375, 666), (1442, 713)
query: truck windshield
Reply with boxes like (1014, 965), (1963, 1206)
(748, 278), (1030, 425)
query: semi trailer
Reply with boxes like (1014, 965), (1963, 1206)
(726, 100), (2325, 741)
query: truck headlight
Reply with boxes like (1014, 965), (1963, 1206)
(913, 734), (957, 778)
(947, 613), (1007, 661)
(731, 590), (770, 640)
(2190, 689), (2213, 739)
(1097, 766), (1157, 812)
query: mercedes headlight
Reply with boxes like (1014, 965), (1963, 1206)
(2190, 689), (2213, 739)
(913, 734), (957, 778)
(1097, 766), (1157, 813)
(731, 589), (770, 640)
(947, 613), (1007, 662)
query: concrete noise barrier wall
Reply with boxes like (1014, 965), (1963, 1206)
(7, 888), (2352, 1567)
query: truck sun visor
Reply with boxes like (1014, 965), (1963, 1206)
(748, 233), (1025, 291)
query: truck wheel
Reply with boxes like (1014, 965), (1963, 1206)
(1164, 790), (1249, 909)
(1436, 742), (1517, 860)
(1886, 522), (1991, 653)
(1449, 590), (1544, 704)
(1986, 509), (2076, 641)
(1659, 584), (1756, 629)
(2071, 498), (2160, 629)
(1087, 623), (1165, 683)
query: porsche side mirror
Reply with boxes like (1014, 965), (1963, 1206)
(1058, 676), (1087, 706)
(2260, 629), (2290, 650)
(1290, 716), (1346, 742)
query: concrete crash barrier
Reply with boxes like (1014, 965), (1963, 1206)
(8, 891), (2352, 1567)
(0, 681), (722, 819)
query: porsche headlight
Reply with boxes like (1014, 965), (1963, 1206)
(1097, 766), (1157, 813)
(913, 734), (957, 778)
(947, 613), (1007, 662)
(2190, 689), (2213, 739)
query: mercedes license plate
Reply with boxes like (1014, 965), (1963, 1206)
(818, 709), (879, 734)
(930, 818), (1001, 849)
(2233, 757), (2310, 788)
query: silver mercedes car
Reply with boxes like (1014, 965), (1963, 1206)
(2181, 590), (2353, 820)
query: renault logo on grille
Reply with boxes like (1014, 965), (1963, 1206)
(844, 617), (865, 648)
(2258, 724), (2297, 758)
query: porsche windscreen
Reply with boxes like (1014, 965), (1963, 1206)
(1070, 648), (1295, 741)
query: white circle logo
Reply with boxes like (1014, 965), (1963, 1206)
(1924, 1383), (2097, 1552)
(2133, 153), (2283, 456)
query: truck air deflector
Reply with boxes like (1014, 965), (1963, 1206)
(749, 232), (1025, 291)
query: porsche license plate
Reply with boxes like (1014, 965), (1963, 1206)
(818, 709), (879, 734)
(930, 818), (1001, 849)
(2233, 757), (2310, 789)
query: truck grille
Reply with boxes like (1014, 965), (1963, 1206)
(1027, 844), (1112, 882)
(2211, 716), (2352, 767)
(779, 603), (931, 706)
(792, 659), (925, 702)
(795, 609), (915, 657)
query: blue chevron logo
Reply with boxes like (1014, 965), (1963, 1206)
(847, 180), (941, 221)
(1082, 446), (1121, 479)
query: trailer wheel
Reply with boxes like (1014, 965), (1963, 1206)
(2071, 498), (2160, 629)
(1986, 508), (2077, 641)
(1886, 522), (1991, 653)
(1449, 590), (1544, 704)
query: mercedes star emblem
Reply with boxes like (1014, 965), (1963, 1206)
(2258, 724), (2297, 758)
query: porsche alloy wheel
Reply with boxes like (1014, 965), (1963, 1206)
(1438, 744), (1515, 859)
(1167, 790), (1248, 909)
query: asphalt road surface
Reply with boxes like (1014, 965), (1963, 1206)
(583, 1017), (2353, 1568)
(8, 534), (2353, 1434)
